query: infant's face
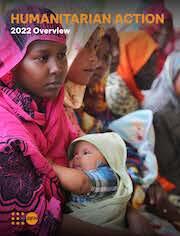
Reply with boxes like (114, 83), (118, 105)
(69, 141), (107, 171)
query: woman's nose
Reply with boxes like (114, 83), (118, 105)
(49, 58), (62, 74)
(89, 50), (98, 66)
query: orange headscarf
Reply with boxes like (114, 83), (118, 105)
(117, 31), (158, 102)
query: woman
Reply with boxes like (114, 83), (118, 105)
(0, 5), (136, 236)
(106, 30), (158, 117)
(140, 2), (175, 74)
(143, 51), (180, 194)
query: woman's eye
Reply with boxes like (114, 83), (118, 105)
(104, 54), (110, 62)
(57, 51), (66, 60)
(37, 55), (49, 62)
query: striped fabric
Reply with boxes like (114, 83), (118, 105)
(71, 165), (118, 204)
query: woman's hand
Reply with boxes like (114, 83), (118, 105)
(145, 182), (180, 228)
(145, 182), (167, 206)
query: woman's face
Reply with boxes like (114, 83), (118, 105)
(153, 19), (173, 50)
(134, 51), (158, 90)
(66, 27), (102, 85)
(67, 46), (99, 85)
(13, 40), (67, 99)
(89, 36), (111, 85)
(105, 27), (120, 73)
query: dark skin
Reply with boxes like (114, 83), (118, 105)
(126, 206), (161, 236)
(12, 39), (145, 236)
(61, 214), (140, 236)
(66, 26), (103, 85)
(145, 182), (180, 231)
(89, 34), (111, 86)
(84, 35), (111, 114)
(151, 19), (174, 51)
(13, 40), (67, 100)
(134, 51), (158, 90)
(105, 27), (120, 73)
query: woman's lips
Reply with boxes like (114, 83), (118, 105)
(45, 82), (61, 90)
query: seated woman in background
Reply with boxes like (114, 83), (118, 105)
(143, 51), (180, 196)
(140, 1), (175, 74)
(105, 30), (159, 118)
(64, 26), (105, 137)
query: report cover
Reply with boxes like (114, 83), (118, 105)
(0, 0), (179, 235)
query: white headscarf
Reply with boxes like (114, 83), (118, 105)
(64, 25), (104, 109)
(143, 51), (180, 113)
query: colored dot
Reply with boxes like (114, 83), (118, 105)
(21, 212), (24, 216)
(21, 222), (25, 225)
(16, 217), (20, 220)
(16, 212), (19, 216)
(11, 217), (15, 221)
(11, 221), (15, 225)
(16, 222), (20, 225)
(26, 212), (38, 225)
(11, 212), (15, 216)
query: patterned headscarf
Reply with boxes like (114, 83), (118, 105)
(0, 5), (66, 78)
(64, 26), (105, 109)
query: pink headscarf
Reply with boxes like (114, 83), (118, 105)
(0, 6), (77, 235)
(0, 6), (66, 77)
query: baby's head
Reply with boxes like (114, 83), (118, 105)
(68, 132), (127, 175)
(0, 6), (67, 100)
(69, 141), (107, 171)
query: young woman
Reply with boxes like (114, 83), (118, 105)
(0, 5), (140, 236)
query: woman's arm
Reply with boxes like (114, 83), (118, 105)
(52, 163), (92, 194)
(61, 214), (139, 236)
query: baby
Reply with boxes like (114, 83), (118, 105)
(52, 132), (133, 229)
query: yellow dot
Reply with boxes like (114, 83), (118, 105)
(21, 222), (25, 225)
(11, 221), (15, 225)
(11, 212), (15, 216)
(16, 222), (20, 225)
(16, 212), (19, 216)
(21, 212), (24, 216)
(11, 217), (15, 221)
(16, 217), (20, 220)
(26, 212), (38, 225)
